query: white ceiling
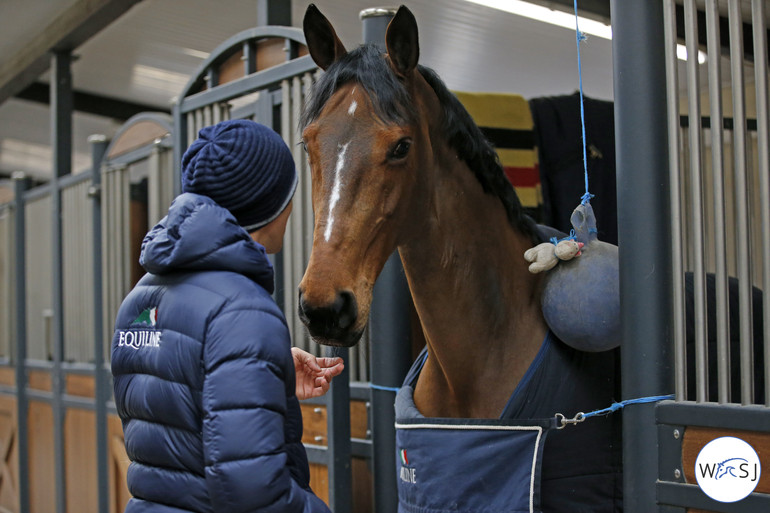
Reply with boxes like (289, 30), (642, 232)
(0, 0), (760, 184)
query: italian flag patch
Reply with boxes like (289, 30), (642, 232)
(133, 307), (158, 327)
(400, 449), (409, 465)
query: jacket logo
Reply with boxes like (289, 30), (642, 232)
(399, 449), (416, 484)
(118, 307), (161, 350)
(118, 330), (161, 350)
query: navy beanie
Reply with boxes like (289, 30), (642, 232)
(181, 119), (298, 231)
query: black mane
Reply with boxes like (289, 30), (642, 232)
(301, 44), (538, 243)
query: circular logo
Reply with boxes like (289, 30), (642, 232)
(695, 436), (761, 503)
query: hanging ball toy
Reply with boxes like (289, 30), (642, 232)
(531, 201), (621, 352)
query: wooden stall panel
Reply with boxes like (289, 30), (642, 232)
(66, 374), (95, 399)
(0, 395), (18, 513)
(309, 463), (329, 506)
(65, 409), (97, 513)
(108, 414), (130, 513)
(0, 368), (14, 388)
(301, 403), (327, 445)
(27, 371), (51, 392)
(28, 401), (54, 513)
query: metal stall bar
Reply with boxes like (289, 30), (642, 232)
(727, 0), (755, 405)
(611, 2), (673, 512)
(12, 173), (30, 513)
(50, 49), (72, 513)
(662, 0), (686, 401)
(751, 0), (770, 406)
(705, 0), (731, 403)
(89, 134), (109, 513)
(684, 0), (709, 403)
(361, 8), (414, 513)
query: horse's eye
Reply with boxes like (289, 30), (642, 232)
(390, 138), (411, 160)
(299, 140), (308, 153)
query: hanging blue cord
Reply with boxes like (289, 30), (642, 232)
(582, 394), (676, 418)
(557, 394), (675, 428)
(573, 0), (593, 206)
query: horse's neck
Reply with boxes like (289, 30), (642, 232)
(399, 156), (548, 418)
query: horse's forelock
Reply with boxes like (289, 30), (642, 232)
(301, 44), (414, 129)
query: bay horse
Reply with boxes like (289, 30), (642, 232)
(298, 5), (622, 510)
(298, 4), (548, 419)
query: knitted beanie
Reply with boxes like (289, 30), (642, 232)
(181, 119), (298, 231)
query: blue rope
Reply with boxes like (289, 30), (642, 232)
(370, 383), (401, 393)
(582, 394), (675, 419)
(573, 0), (592, 205)
(549, 229), (577, 246)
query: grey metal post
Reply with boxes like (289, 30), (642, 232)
(88, 134), (109, 513)
(325, 346), (352, 513)
(610, 2), (673, 512)
(361, 9), (414, 513)
(51, 49), (73, 513)
(12, 173), (30, 513)
(257, 0), (291, 26)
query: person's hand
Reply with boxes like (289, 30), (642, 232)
(292, 347), (344, 400)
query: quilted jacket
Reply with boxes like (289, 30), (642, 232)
(111, 193), (330, 513)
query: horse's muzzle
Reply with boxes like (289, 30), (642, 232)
(298, 289), (363, 347)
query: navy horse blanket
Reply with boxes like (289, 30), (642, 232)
(395, 332), (623, 513)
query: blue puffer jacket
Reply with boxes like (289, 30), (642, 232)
(111, 193), (330, 513)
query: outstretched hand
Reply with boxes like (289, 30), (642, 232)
(292, 347), (345, 400)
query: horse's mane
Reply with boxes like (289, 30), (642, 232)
(301, 43), (538, 243)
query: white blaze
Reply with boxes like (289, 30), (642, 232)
(348, 100), (358, 115)
(324, 142), (350, 242)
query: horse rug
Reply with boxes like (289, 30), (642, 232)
(394, 332), (623, 513)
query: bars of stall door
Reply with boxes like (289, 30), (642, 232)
(727, 0), (755, 405)
(663, 0), (687, 401)
(751, 0), (770, 407)
(684, 0), (709, 403)
(705, 0), (731, 403)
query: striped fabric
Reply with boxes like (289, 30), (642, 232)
(454, 91), (542, 220)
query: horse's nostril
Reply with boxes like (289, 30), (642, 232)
(297, 289), (358, 339)
(333, 291), (357, 330)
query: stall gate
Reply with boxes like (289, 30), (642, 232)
(635, 0), (770, 511)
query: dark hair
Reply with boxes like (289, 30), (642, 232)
(301, 44), (538, 242)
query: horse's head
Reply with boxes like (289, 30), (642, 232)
(298, 4), (436, 347)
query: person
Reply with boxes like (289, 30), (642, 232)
(111, 119), (343, 513)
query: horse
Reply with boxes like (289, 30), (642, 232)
(298, 5), (623, 511)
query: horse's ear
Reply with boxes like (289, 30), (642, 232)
(303, 4), (347, 71)
(385, 5), (420, 76)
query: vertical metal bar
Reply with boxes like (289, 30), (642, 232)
(751, 0), (770, 407)
(360, 7), (412, 513)
(281, 79), (295, 342)
(728, 0), (754, 405)
(684, 0), (709, 403)
(50, 50), (71, 513)
(611, 2), (673, 512)
(173, 103), (186, 197)
(705, 0), (731, 404)
(663, 0), (686, 401)
(325, 346), (351, 513)
(88, 134), (109, 513)
(291, 76), (306, 347)
(12, 173), (30, 513)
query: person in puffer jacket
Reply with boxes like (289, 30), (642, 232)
(111, 119), (343, 513)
